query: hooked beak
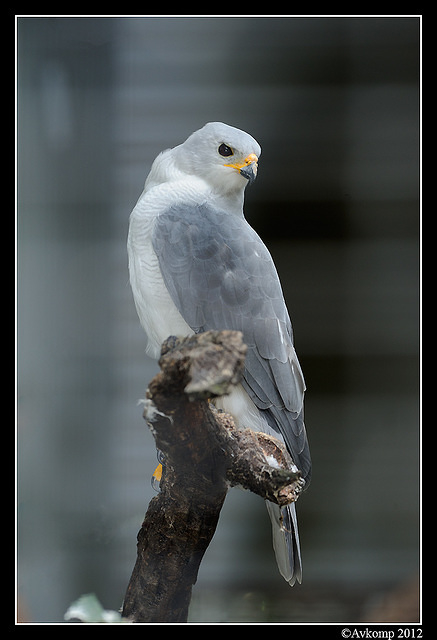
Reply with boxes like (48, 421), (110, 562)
(224, 152), (258, 184)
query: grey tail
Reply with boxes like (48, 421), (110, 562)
(265, 501), (302, 586)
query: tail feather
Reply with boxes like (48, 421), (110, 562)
(265, 501), (302, 586)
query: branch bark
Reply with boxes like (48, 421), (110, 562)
(122, 330), (302, 623)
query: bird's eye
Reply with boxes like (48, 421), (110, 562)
(218, 143), (234, 157)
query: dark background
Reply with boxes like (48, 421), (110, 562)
(17, 16), (420, 623)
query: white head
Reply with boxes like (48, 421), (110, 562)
(173, 122), (261, 193)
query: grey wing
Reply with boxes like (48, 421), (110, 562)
(153, 203), (311, 483)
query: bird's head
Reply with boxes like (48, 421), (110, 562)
(174, 122), (261, 193)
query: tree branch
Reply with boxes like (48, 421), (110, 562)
(122, 330), (303, 623)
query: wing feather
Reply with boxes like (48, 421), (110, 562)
(153, 202), (311, 483)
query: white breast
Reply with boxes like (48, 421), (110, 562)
(127, 179), (203, 359)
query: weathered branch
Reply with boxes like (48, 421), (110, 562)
(122, 330), (302, 623)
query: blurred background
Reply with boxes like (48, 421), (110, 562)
(17, 16), (420, 623)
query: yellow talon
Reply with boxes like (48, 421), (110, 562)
(153, 463), (163, 482)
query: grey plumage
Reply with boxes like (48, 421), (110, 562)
(153, 203), (311, 484)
